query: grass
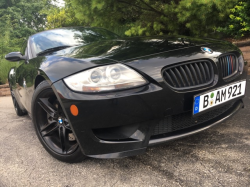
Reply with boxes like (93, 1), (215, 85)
(0, 59), (19, 85)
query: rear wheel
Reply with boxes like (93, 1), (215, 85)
(32, 81), (85, 163)
(11, 92), (26, 116)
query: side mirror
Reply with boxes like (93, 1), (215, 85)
(5, 52), (26, 62)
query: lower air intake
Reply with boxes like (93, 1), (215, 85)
(152, 102), (235, 136)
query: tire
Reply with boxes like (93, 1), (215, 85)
(11, 92), (27, 116)
(31, 80), (86, 163)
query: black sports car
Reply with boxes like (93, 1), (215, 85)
(6, 27), (248, 163)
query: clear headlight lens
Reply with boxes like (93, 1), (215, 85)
(64, 64), (147, 92)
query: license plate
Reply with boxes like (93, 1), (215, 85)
(193, 80), (246, 115)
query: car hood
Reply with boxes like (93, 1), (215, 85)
(51, 35), (229, 62)
(38, 36), (239, 83)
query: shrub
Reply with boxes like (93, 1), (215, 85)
(217, 1), (250, 38)
(0, 59), (19, 85)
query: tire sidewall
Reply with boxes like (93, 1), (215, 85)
(11, 92), (26, 116)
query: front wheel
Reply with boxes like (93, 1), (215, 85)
(31, 81), (85, 163)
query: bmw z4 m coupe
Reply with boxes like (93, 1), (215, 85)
(6, 27), (248, 163)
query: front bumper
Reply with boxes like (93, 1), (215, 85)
(52, 73), (246, 158)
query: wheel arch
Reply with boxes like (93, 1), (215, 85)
(34, 75), (46, 89)
(34, 70), (52, 89)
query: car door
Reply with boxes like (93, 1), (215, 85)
(16, 38), (42, 113)
(13, 41), (28, 110)
(15, 39), (37, 112)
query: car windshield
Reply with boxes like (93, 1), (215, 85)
(30, 27), (120, 55)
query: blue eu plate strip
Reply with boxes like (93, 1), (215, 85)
(193, 96), (200, 114)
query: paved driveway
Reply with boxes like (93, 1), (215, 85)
(0, 78), (250, 187)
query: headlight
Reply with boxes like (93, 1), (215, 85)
(64, 64), (147, 92)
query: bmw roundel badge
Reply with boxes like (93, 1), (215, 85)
(58, 118), (63, 124)
(201, 47), (213, 54)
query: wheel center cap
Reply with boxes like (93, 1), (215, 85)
(58, 117), (63, 124)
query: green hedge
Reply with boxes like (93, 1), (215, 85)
(217, 1), (250, 38)
(0, 60), (18, 85)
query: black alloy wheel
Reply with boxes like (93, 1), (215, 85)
(32, 81), (85, 163)
(13, 96), (18, 112)
(11, 92), (26, 116)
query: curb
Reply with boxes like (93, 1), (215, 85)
(233, 40), (250, 47)
(0, 84), (9, 89)
(0, 84), (11, 97)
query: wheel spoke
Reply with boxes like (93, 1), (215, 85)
(67, 143), (78, 154)
(59, 126), (68, 153)
(63, 118), (71, 130)
(41, 123), (59, 137)
(38, 98), (58, 118)
(40, 120), (57, 132)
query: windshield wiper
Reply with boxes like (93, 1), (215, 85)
(37, 46), (72, 56)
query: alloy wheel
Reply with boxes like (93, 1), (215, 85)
(36, 94), (78, 155)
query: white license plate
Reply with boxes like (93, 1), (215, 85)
(193, 80), (246, 115)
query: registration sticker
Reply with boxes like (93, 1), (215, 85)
(193, 80), (246, 115)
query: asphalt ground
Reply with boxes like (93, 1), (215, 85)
(0, 77), (250, 187)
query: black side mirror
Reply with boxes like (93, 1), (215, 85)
(5, 52), (26, 62)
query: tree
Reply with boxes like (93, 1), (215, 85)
(0, 0), (55, 84)
(52, 0), (239, 37)
(0, 16), (16, 59)
(0, 0), (54, 55)
(217, 1), (250, 38)
(44, 3), (81, 29)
